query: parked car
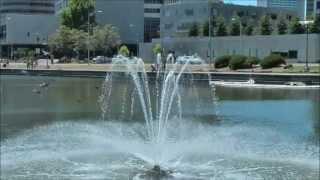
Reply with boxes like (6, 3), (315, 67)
(176, 55), (203, 65)
(93, 56), (111, 64)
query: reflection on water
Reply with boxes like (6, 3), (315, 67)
(0, 75), (319, 179)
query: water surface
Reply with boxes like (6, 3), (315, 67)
(1, 75), (319, 179)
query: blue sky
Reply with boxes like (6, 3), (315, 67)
(224, 0), (257, 6)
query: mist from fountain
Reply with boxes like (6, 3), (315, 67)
(100, 54), (197, 166)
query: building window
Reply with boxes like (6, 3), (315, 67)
(164, 23), (173, 29)
(144, 0), (163, 3)
(185, 9), (194, 16)
(0, 25), (6, 40)
(288, 50), (298, 59)
(144, 8), (160, 13)
(272, 51), (289, 58)
(144, 18), (160, 42)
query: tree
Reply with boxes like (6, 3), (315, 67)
(61, 0), (95, 30)
(259, 15), (273, 35)
(203, 21), (210, 36)
(310, 15), (320, 33)
(289, 17), (305, 34)
(244, 21), (254, 36)
(92, 25), (121, 56)
(189, 22), (199, 37)
(118, 45), (130, 57)
(277, 16), (288, 35)
(49, 26), (76, 58)
(49, 25), (120, 59)
(203, 17), (216, 36)
(152, 43), (162, 55)
(216, 16), (228, 36)
(229, 16), (241, 36)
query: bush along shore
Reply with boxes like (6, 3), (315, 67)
(215, 54), (288, 70)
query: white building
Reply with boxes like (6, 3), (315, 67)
(257, 0), (306, 19)
(0, 0), (58, 58)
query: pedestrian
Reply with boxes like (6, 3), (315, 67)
(50, 54), (54, 64)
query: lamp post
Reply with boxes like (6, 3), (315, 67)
(5, 16), (12, 61)
(87, 10), (103, 65)
(208, 2), (217, 70)
(300, 20), (314, 72)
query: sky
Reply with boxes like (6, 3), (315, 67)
(224, 0), (257, 6)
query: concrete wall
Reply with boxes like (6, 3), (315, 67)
(140, 34), (320, 63)
(1, 13), (58, 45)
(96, 0), (144, 44)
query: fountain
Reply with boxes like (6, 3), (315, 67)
(100, 55), (199, 172)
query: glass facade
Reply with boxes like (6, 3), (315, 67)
(144, 0), (162, 42)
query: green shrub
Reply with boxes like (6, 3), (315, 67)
(215, 55), (231, 68)
(260, 54), (286, 69)
(118, 45), (130, 57)
(229, 55), (250, 70)
(152, 43), (162, 55)
(246, 56), (260, 66)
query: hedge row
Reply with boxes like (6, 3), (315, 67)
(214, 54), (286, 70)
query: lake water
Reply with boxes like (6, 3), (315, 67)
(1, 75), (319, 180)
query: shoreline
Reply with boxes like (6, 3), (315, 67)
(1, 67), (320, 85)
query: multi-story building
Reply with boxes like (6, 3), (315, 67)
(95, 0), (144, 55)
(257, 0), (305, 19)
(95, 0), (163, 55)
(144, 0), (163, 42)
(306, 0), (315, 18)
(161, 1), (297, 38)
(316, 0), (320, 15)
(0, 0), (58, 58)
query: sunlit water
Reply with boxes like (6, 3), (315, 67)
(0, 75), (319, 180)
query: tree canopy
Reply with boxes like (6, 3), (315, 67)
(277, 16), (288, 35)
(229, 16), (241, 36)
(259, 15), (273, 35)
(310, 15), (320, 33)
(152, 44), (162, 55)
(244, 20), (254, 36)
(118, 45), (130, 57)
(189, 22), (199, 37)
(49, 25), (120, 59)
(289, 17), (305, 34)
(61, 0), (95, 30)
(215, 16), (228, 36)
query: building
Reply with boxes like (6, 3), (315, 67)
(316, 0), (320, 15)
(95, 0), (144, 55)
(139, 34), (320, 63)
(306, 0), (315, 18)
(161, 1), (297, 38)
(144, 0), (163, 42)
(95, 0), (163, 55)
(257, 0), (305, 19)
(0, 0), (58, 58)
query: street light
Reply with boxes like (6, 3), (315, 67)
(208, 3), (217, 70)
(300, 20), (314, 72)
(5, 16), (13, 61)
(87, 10), (103, 65)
